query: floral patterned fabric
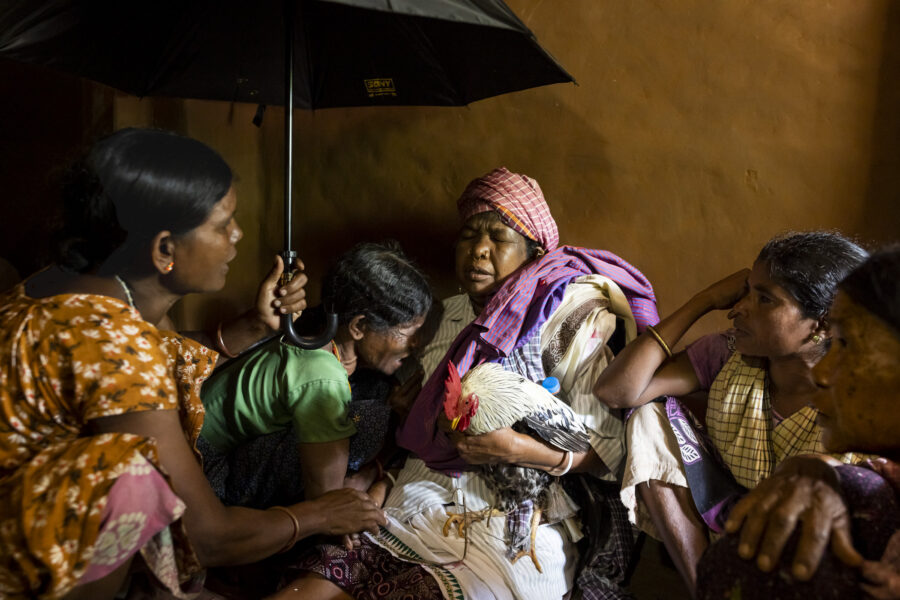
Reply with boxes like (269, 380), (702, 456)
(291, 539), (444, 600)
(0, 284), (216, 599)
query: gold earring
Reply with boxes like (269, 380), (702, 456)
(165, 261), (174, 273)
(812, 334), (822, 345)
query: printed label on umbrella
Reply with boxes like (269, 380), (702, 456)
(365, 78), (397, 97)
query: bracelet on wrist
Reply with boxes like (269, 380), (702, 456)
(551, 451), (573, 477)
(216, 321), (238, 359)
(645, 325), (672, 358)
(269, 506), (301, 553)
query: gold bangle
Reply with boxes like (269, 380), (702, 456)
(269, 506), (300, 553)
(646, 325), (672, 358)
(216, 321), (237, 359)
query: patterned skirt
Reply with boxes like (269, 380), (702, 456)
(288, 538), (443, 600)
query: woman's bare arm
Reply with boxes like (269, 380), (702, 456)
(593, 269), (751, 409)
(452, 428), (608, 478)
(297, 438), (352, 500)
(90, 410), (384, 565)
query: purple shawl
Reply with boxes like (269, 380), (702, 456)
(396, 245), (659, 472)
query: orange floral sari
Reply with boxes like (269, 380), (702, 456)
(0, 284), (216, 599)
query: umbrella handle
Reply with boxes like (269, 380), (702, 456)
(280, 310), (338, 349)
(277, 5), (334, 349)
(279, 250), (338, 349)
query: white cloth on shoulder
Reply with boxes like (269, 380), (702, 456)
(372, 277), (635, 599)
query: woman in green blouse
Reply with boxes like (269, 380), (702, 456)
(198, 241), (431, 521)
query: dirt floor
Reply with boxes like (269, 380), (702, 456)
(626, 536), (692, 600)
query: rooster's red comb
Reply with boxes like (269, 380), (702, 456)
(442, 361), (463, 416)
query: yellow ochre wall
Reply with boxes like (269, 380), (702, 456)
(10, 1), (900, 340)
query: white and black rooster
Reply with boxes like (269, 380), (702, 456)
(442, 361), (590, 572)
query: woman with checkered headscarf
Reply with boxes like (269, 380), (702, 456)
(291, 167), (659, 600)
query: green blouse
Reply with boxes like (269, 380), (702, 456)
(200, 337), (355, 452)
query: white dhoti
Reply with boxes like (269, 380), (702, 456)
(619, 402), (687, 539)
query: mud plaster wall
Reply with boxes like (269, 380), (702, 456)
(7, 1), (898, 342)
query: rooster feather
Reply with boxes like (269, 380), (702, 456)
(442, 361), (590, 568)
(444, 361), (590, 454)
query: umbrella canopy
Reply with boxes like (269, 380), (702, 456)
(0, 0), (573, 108)
(0, 0), (574, 347)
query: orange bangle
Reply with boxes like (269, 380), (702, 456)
(269, 506), (300, 553)
(216, 321), (237, 359)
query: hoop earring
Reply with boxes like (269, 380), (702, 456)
(164, 262), (174, 273)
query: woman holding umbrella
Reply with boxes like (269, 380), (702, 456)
(0, 128), (385, 599)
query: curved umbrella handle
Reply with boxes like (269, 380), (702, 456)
(280, 309), (338, 349)
(278, 250), (337, 349)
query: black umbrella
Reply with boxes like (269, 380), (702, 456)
(0, 0), (575, 348)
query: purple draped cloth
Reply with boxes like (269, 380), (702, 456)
(396, 245), (659, 472)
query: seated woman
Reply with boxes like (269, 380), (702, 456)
(0, 128), (385, 600)
(281, 167), (659, 600)
(592, 231), (869, 594)
(697, 247), (900, 599)
(198, 240), (431, 512)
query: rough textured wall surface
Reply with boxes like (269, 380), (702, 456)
(5, 1), (898, 340)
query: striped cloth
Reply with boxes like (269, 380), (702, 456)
(371, 456), (578, 600)
(457, 167), (559, 251)
(397, 245), (658, 472)
(707, 351), (866, 489)
(418, 295), (475, 386)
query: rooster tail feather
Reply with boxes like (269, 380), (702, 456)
(523, 413), (592, 453)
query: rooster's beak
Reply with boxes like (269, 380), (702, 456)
(450, 416), (461, 431)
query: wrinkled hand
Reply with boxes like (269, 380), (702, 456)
(451, 427), (521, 465)
(724, 455), (861, 580)
(309, 488), (386, 538)
(862, 560), (900, 599)
(698, 268), (750, 312)
(387, 370), (424, 418)
(255, 255), (308, 331)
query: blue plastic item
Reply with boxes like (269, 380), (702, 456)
(541, 376), (561, 395)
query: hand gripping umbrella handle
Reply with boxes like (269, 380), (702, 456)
(279, 250), (338, 349)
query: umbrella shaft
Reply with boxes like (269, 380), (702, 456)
(283, 0), (294, 253)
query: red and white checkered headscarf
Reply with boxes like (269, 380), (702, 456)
(456, 167), (559, 252)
